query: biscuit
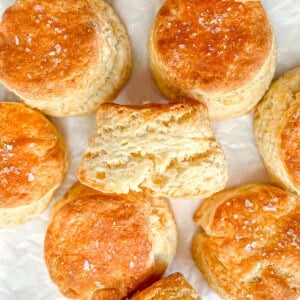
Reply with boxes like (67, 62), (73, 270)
(44, 183), (177, 299)
(0, 102), (67, 227)
(149, 0), (277, 120)
(192, 183), (300, 300)
(131, 272), (201, 300)
(0, 0), (131, 117)
(77, 100), (228, 199)
(254, 67), (300, 196)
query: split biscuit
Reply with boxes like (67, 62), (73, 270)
(77, 100), (228, 199)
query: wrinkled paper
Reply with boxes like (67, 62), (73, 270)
(0, 1), (300, 299)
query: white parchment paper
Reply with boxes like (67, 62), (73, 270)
(0, 1), (300, 299)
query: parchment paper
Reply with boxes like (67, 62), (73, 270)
(0, 1), (300, 299)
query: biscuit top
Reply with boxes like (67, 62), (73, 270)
(0, 102), (66, 208)
(44, 184), (155, 299)
(0, 0), (98, 99)
(281, 93), (300, 190)
(96, 99), (208, 127)
(132, 273), (201, 300)
(152, 0), (272, 92)
(194, 184), (300, 299)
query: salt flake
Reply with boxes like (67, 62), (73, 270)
(28, 173), (35, 182)
(15, 36), (20, 45)
(245, 199), (253, 208)
(34, 5), (44, 11)
(94, 281), (105, 289)
(263, 204), (277, 212)
(6, 144), (13, 151)
(83, 260), (92, 271)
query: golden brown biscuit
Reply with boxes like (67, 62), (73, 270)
(44, 183), (177, 299)
(77, 100), (228, 199)
(192, 183), (300, 300)
(0, 102), (67, 227)
(0, 0), (131, 117)
(131, 273), (201, 300)
(149, 0), (277, 120)
(254, 67), (300, 196)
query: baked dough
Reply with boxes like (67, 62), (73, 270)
(149, 0), (277, 119)
(0, 102), (67, 227)
(77, 100), (228, 199)
(44, 183), (177, 299)
(192, 183), (300, 300)
(132, 273), (201, 300)
(254, 67), (300, 196)
(0, 0), (131, 117)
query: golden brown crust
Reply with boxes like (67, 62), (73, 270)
(132, 273), (201, 300)
(193, 183), (300, 300)
(280, 103), (300, 189)
(50, 182), (97, 219)
(254, 67), (300, 195)
(0, 0), (97, 100)
(0, 102), (66, 208)
(97, 98), (206, 118)
(151, 0), (272, 92)
(45, 184), (177, 299)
